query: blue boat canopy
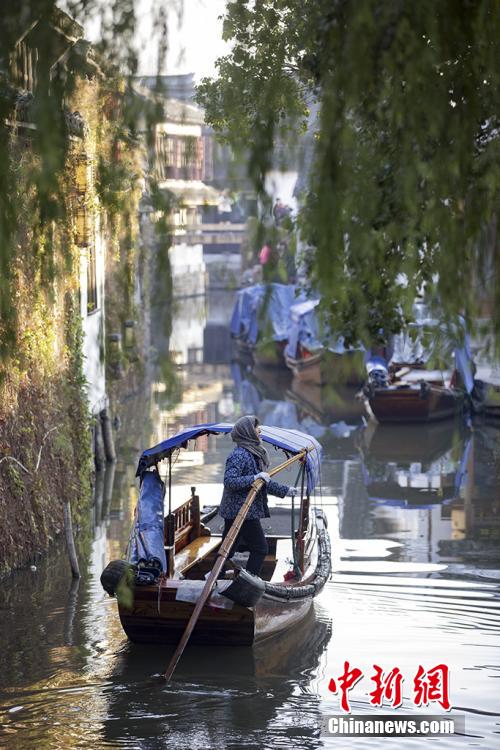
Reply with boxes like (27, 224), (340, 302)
(285, 299), (322, 359)
(285, 298), (365, 359)
(137, 422), (322, 494)
(230, 283), (299, 345)
(127, 471), (167, 571)
(230, 285), (264, 345)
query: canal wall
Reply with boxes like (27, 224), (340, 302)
(0, 18), (144, 575)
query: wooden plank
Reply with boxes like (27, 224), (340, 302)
(175, 535), (221, 574)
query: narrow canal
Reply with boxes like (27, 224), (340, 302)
(0, 288), (499, 749)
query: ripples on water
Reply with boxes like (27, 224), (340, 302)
(1, 291), (499, 748)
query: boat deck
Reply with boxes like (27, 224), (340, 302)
(202, 505), (300, 538)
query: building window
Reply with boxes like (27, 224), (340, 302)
(187, 347), (203, 364)
(156, 134), (204, 180)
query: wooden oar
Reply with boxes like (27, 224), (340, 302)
(163, 448), (308, 681)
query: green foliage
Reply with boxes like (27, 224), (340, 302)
(198, 0), (500, 346)
(115, 565), (135, 609)
(149, 181), (175, 338)
(0, 2), (172, 572)
(0, 2), (150, 363)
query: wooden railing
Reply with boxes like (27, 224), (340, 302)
(173, 489), (201, 546)
(164, 487), (207, 574)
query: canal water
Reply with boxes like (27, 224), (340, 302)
(1, 289), (499, 749)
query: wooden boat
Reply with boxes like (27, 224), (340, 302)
(101, 423), (330, 647)
(364, 355), (465, 423)
(230, 283), (296, 369)
(284, 300), (366, 386)
(366, 380), (464, 423)
(363, 304), (475, 424)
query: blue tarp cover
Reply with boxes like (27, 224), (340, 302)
(285, 299), (322, 359)
(137, 422), (322, 494)
(127, 471), (167, 571)
(230, 283), (298, 345)
(285, 298), (365, 359)
(230, 285), (264, 345)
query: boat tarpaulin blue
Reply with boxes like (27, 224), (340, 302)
(231, 283), (298, 345)
(127, 471), (167, 572)
(264, 283), (297, 341)
(137, 422), (322, 494)
(285, 299), (322, 359)
(454, 339), (474, 394)
(285, 298), (364, 358)
(388, 306), (474, 394)
(230, 285), (264, 345)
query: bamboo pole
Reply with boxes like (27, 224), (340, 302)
(63, 499), (80, 579)
(163, 449), (308, 681)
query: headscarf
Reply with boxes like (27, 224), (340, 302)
(230, 415), (269, 470)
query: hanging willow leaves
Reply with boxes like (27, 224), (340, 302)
(197, 0), (500, 347)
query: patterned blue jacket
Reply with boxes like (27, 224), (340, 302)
(219, 446), (289, 520)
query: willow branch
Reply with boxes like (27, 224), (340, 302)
(0, 456), (31, 474)
(0, 424), (60, 477)
(35, 425), (60, 473)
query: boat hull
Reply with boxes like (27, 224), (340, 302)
(368, 384), (464, 423)
(119, 585), (256, 646)
(253, 340), (287, 368)
(118, 579), (316, 646)
(286, 349), (365, 386)
(118, 508), (331, 647)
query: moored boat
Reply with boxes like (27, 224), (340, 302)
(366, 379), (465, 423)
(101, 423), (331, 647)
(363, 304), (474, 424)
(230, 283), (297, 367)
(284, 299), (365, 386)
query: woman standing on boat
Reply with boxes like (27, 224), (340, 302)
(219, 415), (297, 576)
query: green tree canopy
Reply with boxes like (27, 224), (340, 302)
(197, 0), (500, 346)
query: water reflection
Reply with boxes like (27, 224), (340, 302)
(358, 421), (470, 508)
(1, 289), (500, 749)
(102, 606), (331, 748)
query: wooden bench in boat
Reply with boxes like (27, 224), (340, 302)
(164, 487), (220, 576)
(175, 534), (221, 575)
